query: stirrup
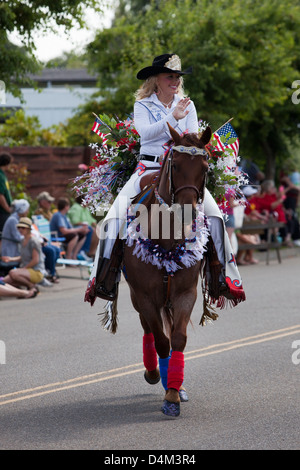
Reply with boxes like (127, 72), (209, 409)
(95, 282), (118, 301)
(219, 282), (235, 300)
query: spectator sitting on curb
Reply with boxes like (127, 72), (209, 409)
(2, 217), (45, 294)
(50, 197), (89, 260)
(1, 200), (53, 286)
(0, 278), (38, 299)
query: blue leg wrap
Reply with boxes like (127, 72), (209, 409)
(159, 355), (170, 391)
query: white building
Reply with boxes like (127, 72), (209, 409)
(3, 68), (99, 128)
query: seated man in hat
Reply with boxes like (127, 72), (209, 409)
(34, 191), (55, 221)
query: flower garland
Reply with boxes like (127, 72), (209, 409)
(126, 202), (210, 276)
(199, 118), (248, 213)
(73, 115), (247, 215)
(73, 114), (140, 213)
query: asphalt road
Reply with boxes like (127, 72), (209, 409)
(0, 257), (299, 451)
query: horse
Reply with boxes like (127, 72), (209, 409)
(120, 123), (212, 417)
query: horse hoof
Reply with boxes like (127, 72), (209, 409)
(179, 389), (189, 402)
(144, 370), (160, 385)
(161, 400), (180, 417)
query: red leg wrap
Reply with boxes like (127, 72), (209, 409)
(143, 333), (157, 371)
(167, 351), (184, 391)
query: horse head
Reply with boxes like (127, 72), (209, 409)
(158, 123), (211, 224)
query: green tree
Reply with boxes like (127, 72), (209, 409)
(62, 99), (103, 146)
(86, 0), (300, 178)
(45, 50), (89, 69)
(0, 109), (67, 146)
(0, 0), (104, 98)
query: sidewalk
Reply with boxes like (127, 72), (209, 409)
(1, 246), (298, 301)
(39, 265), (89, 294)
(250, 243), (300, 263)
(50, 244), (300, 293)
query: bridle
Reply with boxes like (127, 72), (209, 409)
(157, 144), (209, 207)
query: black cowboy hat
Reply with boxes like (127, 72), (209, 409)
(136, 53), (193, 80)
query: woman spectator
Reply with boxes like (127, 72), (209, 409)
(2, 217), (45, 294)
(1, 199), (30, 257)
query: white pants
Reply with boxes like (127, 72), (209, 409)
(90, 169), (226, 281)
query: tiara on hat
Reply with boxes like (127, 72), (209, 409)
(164, 55), (181, 71)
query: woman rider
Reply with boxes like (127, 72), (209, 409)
(85, 54), (245, 307)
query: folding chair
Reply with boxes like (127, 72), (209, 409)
(32, 215), (65, 244)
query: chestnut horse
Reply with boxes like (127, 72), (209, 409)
(122, 123), (212, 417)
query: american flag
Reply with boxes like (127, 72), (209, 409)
(213, 122), (239, 159)
(91, 117), (109, 146)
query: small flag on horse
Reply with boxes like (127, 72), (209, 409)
(91, 117), (109, 146)
(213, 122), (239, 159)
(134, 161), (147, 176)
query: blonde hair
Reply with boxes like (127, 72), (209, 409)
(134, 75), (185, 101)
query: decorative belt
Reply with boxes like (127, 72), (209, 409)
(139, 154), (161, 163)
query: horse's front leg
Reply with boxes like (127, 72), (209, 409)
(139, 313), (162, 385)
(162, 292), (196, 417)
(143, 332), (160, 384)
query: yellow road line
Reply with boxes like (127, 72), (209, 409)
(0, 325), (299, 407)
(184, 324), (300, 358)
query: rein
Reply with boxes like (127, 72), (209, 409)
(174, 184), (201, 199)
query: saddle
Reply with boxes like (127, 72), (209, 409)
(94, 172), (160, 302)
(131, 171), (160, 207)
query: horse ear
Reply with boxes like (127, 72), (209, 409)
(167, 122), (181, 145)
(200, 126), (212, 146)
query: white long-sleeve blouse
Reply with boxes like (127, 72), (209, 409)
(134, 93), (198, 157)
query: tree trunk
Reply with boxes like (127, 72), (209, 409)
(262, 140), (276, 180)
